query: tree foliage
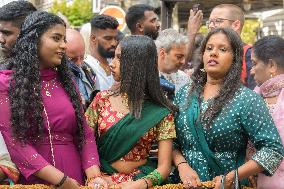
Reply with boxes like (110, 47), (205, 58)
(49, 0), (94, 27)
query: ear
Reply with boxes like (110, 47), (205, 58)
(231, 20), (242, 33)
(136, 22), (144, 33)
(268, 59), (278, 76)
(90, 33), (97, 44)
(159, 48), (166, 59)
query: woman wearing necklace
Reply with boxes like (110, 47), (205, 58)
(85, 35), (177, 189)
(0, 11), (107, 188)
(171, 28), (284, 189)
(250, 35), (284, 189)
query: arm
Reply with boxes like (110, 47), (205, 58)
(185, 9), (203, 64)
(1, 131), (80, 188)
(172, 149), (201, 188)
(84, 93), (108, 188)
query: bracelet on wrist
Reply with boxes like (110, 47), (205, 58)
(55, 174), (67, 188)
(142, 170), (163, 186)
(177, 161), (188, 167)
(142, 178), (149, 189)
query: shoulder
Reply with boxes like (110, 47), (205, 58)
(84, 55), (100, 68)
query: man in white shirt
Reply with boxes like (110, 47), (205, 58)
(84, 15), (119, 90)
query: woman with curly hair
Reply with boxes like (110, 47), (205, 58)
(171, 28), (284, 189)
(0, 11), (107, 188)
(85, 35), (177, 189)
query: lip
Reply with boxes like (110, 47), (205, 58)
(56, 52), (65, 58)
(207, 59), (219, 66)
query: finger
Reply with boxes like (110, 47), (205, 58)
(183, 180), (193, 189)
(189, 9), (194, 17)
(195, 177), (202, 186)
(194, 10), (203, 17)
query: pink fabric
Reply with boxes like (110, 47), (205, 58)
(254, 74), (284, 189)
(0, 69), (100, 185)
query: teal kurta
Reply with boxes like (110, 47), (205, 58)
(173, 84), (284, 182)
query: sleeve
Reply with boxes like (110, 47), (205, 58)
(1, 129), (49, 180)
(241, 94), (284, 176)
(85, 92), (101, 130)
(156, 113), (176, 141)
(82, 92), (104, 170)
(81, 118), (100, 170)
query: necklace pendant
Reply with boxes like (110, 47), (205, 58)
(46, 90), (51, 97)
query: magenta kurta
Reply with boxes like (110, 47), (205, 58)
(0, 69), (100, 185)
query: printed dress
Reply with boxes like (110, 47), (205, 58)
(172, 84), (284, 183)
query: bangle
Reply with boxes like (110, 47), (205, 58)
(142, 170), (163, 186)
(55, 174), (67, 188)
(177, 161), (188, 167)
(142, 178), (149, 189)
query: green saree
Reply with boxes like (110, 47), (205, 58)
(98, 100), (170, 178)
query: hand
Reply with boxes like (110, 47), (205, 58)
(58, 177), (80, 189)
(213, 175), (233, 189)
(88, 176), (109, 189)
(178, 163), (201, 189)
(187, 9), (203, 36)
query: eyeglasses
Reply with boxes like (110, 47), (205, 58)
(206, 18), (235, 28)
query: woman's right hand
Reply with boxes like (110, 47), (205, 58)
(178, 163), (201, 189)
(58, 177), (80, 189)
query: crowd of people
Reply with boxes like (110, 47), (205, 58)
(0, 1), (283, 189)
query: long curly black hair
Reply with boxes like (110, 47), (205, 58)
(118, 35), (177, 119)
(189, 28), (243, 127)
(7, 11), (84, 145)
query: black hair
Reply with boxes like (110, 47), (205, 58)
(7, 11), (84, 145)
(125, 4), (155, 33)
(0, 1), (36, 28)
(189, 28), (243, 128)
(90, 14), (119, 32)
(118, 35), (177, 119)
(253, 35), (284, 69)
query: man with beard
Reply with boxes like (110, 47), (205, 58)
(126, 4), (160, 40)
(0, 1), (36, 67)
(84, 15), (119, 90)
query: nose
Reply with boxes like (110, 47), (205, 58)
(250, 67), (255, 76)
(210, 48), (218, 57)
(0, 33), (5, 45)
(60, 41), (67, 50)
(156, 21), (161, 29)
(180, 57), (186, 66)
(111, 38), (118, 47)
(75, 57), (84, 65)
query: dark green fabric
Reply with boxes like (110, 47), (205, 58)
(187, 94), (225, 175)
(98, 100), (170, 174)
